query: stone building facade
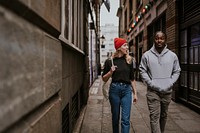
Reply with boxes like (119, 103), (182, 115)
(117, 0), (200, 113)
(0, 0), (98, 132)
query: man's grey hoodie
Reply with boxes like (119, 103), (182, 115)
(139, 45), (181, 93)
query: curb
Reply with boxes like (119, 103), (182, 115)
(72, 106), (87, 133)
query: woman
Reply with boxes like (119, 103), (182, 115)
(102, 38), (138, 133)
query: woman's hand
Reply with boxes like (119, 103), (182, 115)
(110, 65), (117, 73)
(131, 80), (137, 104)
(133, 94), (138, 104)
(102, 65), (117, 82)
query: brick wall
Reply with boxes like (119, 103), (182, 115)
(166, 0), (179, 52)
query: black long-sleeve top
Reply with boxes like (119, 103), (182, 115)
(102, 57), (135, 84)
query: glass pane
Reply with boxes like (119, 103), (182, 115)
(191, 38), (200, 45)
(191, 23), (200, 46)
(181, 47), (187, 64)
(190, 47), (193, 64)
(72, 0), (74, 44)
(199, 72), (200, 91)
(64, 0), (69, 39)
(194, 72), (198, 91)
(199, 46), (200, 63)
(181, 71), (187, 87)
(189, 72), (193, 89)
(184, 71), (187, 87)
(180, 72), (185, 86)
(180, 30), (187, 47)
(194, 46), (199, 64)
(181, 72), (185, 86)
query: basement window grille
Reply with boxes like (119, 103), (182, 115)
(71, 92), (79, 129)
(62, 103), (69, 133)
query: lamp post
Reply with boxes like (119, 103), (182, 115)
(89, 22), (95, 84)
(100, 35), (105, 48)
(100, 35), (106, 73)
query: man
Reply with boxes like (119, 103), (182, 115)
(139, 31), (181, 133)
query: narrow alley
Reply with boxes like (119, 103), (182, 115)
(1, 0), (200, 132)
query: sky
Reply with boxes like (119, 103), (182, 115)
(100, 0), (119, 26)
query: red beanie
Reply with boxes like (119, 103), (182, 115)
(114, 38), (127, 50)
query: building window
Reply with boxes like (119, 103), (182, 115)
(180, 30), (187, 64)
(129, 0), (133, 21)
(124, 9), (127, 32)
(180, 22), (200, 102)
(64, 0), (69, 39)
(136, 0), (142, 10)
(60, 0), (84, 52)
(72, 0), (74, 44)
(179, 0), (200, 111)
(190, 23), (200, 64)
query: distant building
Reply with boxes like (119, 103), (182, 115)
(100, 24), (118, 69)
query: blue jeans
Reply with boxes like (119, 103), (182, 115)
(109, 82), (132, 133)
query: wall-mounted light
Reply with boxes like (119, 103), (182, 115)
(100, 35), (106, 48)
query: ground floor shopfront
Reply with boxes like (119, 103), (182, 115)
(126, 0), (200, 113)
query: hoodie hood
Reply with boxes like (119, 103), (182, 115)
(150, 44), (169, 65)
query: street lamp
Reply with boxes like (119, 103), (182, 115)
(100, 35), (105, 48)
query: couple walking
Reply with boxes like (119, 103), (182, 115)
(102, 31), (181, 133)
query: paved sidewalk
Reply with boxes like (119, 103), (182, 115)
(75, 76), (200, 133)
